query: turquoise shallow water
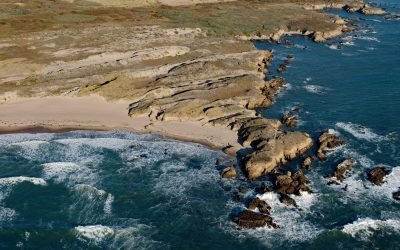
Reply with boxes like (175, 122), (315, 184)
(0, 1), (400, 249)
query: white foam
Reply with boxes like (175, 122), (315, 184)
(42, 162), (81, 182)
(336, 122), (386, 142)
(55, 138), (134, 150)
(74, 184), (107, 196)
(283, 83), (293, 90)
(0, 207), (16, 222)
(357, 36), (380, 42)
(103, 194), (114, 215)
(328, 44), (341, 50)
(75, 225), (114, 243)
(341, 148), (375, 168)
(290, 191), (316, 209)
(304, 85), (330, 95)
(342, 218), (400, 240)
(371, 166), (400, 200)
(340, 36), (355, 46)
(9, 140), (48, 149)
(250, 191), (321, 246)
(42, 162), (98, 186)
(257, 191), (281, 204)
(0, 133), (53, 146)
(0, 177), (47, 187)
(327, 129), (340, 135)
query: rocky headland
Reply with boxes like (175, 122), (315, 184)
(0, 0), (388, 230)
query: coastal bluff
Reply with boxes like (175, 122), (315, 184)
(0, 0), (385, 179)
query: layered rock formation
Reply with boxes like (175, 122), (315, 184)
(126, 49), (314, 179)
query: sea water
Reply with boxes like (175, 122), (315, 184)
(0, 0), (400, 249)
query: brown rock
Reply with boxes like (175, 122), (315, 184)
(302, 156), (313, 170)
(281, 112), (298, 127)
(216, 158), (225, 165)
(344, 3), (386, 15)
(275, 171), (310, 195)
(279, 194), (297, 207)
(367, 167), (389, 185)
(327, 158), (356, 182)
(243, 131), (313, 179)
(247, 197), (271, 214)
(317, 131), (345, 160)
(222, 145), (240, 157)
(233, 210), (277, 229)
(277, 64), (287, 73)
(221, 167), (237, 179)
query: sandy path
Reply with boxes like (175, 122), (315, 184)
(0, 96), (240, 151)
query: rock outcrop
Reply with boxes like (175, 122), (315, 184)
(279, 194), (297, 207)
(302, 156), (313, 170)
(304, 2), (386, 16)
(326, 158), (356, 183)
(344, 3), (386, 15)
(221, 167), (237, 179)
(393, 191), (400, 201)
(233, 210), (277, 229)
(247, 197), (271, 214)
(317, 131), (345, 160)
(274, 171), (310, 196)
(277, 55), (292, 73)
(126, 47), (313, 180)
(242, 127), (313, 179)
(367, 167), (389, 185)
(281, 112), (298, 127)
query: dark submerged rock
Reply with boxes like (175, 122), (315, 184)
(255, 182), (273, 194)
(279, 194), (297, 207)
(392, 191), (400, 201)
(233, 210), (277, 229)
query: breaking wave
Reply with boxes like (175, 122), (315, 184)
(304, 85), (330, 95)
(336, 122), (388, 142)
(342, 218), (400, 240)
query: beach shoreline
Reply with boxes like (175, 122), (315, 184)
(0, 95), (241, 153)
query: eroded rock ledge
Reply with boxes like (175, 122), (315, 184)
(127, 50), (313, 179)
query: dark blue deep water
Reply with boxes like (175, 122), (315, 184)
(0, 1), (399, 249)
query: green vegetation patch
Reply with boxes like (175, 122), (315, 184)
(53, 13), (97, 22)
(157, 1), (337, 37)
(0, 7), (32, 20)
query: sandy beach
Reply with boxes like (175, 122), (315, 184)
(0, 95), (241, 152)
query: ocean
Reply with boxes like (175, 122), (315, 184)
(0, 0), (399, 249)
